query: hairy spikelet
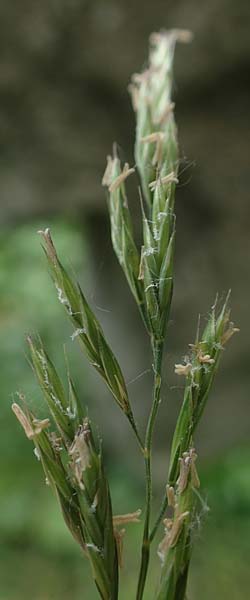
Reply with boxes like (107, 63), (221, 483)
(157, 448), (199, 600)
(37, 228), (138, 431)
(169, 294), (239, 485)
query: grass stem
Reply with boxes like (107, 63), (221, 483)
(136, 339), (163, 600)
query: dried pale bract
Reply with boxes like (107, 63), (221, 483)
(102, 157), (135, 193)
(177, 448), (199, 494)
(170, 29), (193, 43)
(157, 518), (173, 564)
(37, 228), (57, 264)
(168, 511), (190, 548)
(174, 362), (192, 376)
(148, 172), (179, 192)
(166, 484), (176, 508)
(149, 29), (193, 48)
(157, 511), (190, 563)
(102, 155), (114, 187)
(221, 321), (240, 345)
(69, 420), (92, 488)
(113, 528), (126, 568)
(113, 509), (141, 527)
(113, 510), (141, 568)
(141, 131), (165, 166)
(197, 352), (215, 365)
(12, 403), (50, 439)
(32, 417), (51, 433)
(190, 455), (200, 489)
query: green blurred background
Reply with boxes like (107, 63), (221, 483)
(0, 2), (250, 599)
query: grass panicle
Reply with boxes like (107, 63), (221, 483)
(12, 28), (238, 600)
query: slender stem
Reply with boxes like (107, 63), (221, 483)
(136, 339), (163, 600)
(150, 494), (168, 542)
(128, 413), (146, 454)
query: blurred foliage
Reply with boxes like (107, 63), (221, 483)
(0, 221), (249, 599)
(0, 219), (90, 541)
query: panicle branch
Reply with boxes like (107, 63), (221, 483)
(38, 228), (140, 437)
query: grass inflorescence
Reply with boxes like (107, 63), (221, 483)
(12, 29), (238, 600)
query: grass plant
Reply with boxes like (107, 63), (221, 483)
(12, 29), (238, 599)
